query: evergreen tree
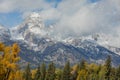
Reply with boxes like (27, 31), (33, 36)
(104, 55), (112, 80)
(70, 70), (78, 80)
(79, 59), (86, 70)
(40, 62), (46, 80)
(45, 62), (56, 80)
(110, 68), (116, 80)
(62, 61), (71, 80)
(34, 65), (41, 80)
(24, 63), (32, 80)
(115, 66), (120, 80)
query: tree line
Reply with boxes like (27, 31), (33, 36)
(0, 43), (120, 80)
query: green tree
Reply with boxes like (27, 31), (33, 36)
(62, 61), (71, 80)
(40, 63), (46, 80)
(110, 68), (116, 80)
(115, 66), (120, 80)
(79, 59), (86, 70)
(34, 65), (41, 80)
(104, 55), (112, 80)
(24, 63), (32, 80)
(45, 62), (56, 80)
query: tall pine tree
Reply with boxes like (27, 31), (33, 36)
(62, 61), (71, 80)
(115, 66), (120, 80)
(45, 62), (56, 80)
(34, 65), (41, 80)
(104, 55), (112, 80)
(40, 62), (46, 80)
(24, 63), (32, 80)
(79, 59), (86, 70)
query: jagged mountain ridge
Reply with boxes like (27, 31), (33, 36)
(0, 12), (120, 67)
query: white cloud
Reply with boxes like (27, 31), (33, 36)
(39, 8), (61, 21)
(0, 0), (120, 37)
(0, 0), (51, 13)
(48, 0), (120, 36)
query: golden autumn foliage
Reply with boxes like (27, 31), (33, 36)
(77, 69), (88, 80)
(0, 43), (22, 80)
(31, 69), (37, 79)
(72, 64), (79, 71)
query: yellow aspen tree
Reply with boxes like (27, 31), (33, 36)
(0, 43), (21, 80)
(31, 69), (37, 79)
(0, 43), (6, 80)
(77, 69), (88, 80)
(14, 71), (24, 80)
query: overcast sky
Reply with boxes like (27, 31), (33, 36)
(0, 0), (120, 36)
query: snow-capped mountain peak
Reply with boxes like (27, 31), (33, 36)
(10, 12), (47, 41)
(23, 12), (44, 30)
(1, 12), (120, 66)
(29, 12), (41, 19)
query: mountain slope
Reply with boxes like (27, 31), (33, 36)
(0, 12), (120, 67)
